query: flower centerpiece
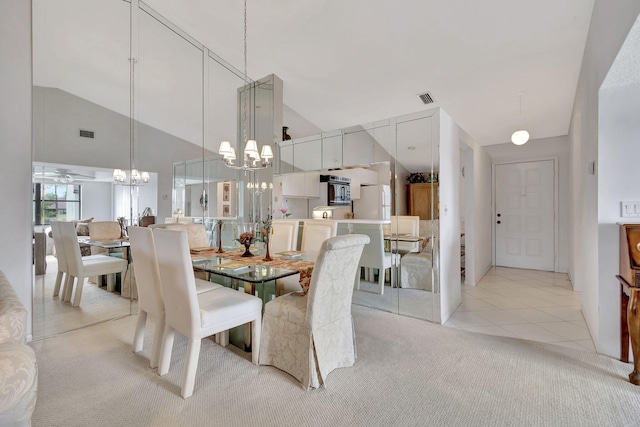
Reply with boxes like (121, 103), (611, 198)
(236, 223), (256, 257)
(261, 216), (273, 261)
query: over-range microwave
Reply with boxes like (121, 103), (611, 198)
(320, 175), (351, 206)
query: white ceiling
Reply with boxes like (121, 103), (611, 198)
(144, 0), (595, 146)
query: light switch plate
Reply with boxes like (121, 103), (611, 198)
(621, 201), (640, 217)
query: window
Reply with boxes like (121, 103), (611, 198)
(33, 183), (81, 225)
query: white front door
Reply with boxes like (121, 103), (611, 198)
(495, 160), (555, 271)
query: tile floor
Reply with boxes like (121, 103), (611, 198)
(444, 266), (596, 353)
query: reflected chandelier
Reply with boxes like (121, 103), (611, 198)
(113, 168), (150, 186)
(218, 0), (273, 171)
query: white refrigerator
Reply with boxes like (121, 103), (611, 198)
(353, 185), (391, 220)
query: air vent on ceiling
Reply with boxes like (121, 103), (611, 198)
(79, 129), (95, 139)
(418, 91), (435, 105)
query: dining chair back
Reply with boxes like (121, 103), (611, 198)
(259, 234), (370, 389)
(50, 221), (70, 298)
(58, 221), (128, 307)
(390, 215), (421, 254)
(127, 226), (165, 368)
(270, 220), (299, 254)
(153, 229), (262, 398)
(88, 221), (122, 283)
(353, 223), (399, 295)
(301, 220), (338, 260)
(163, 223), (209, 248)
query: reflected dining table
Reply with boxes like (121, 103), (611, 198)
(78, 237), (131, 292)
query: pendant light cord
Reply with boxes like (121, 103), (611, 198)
(243, 0), (248, 145)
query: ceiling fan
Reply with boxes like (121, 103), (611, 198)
(32, 168), (95, 183)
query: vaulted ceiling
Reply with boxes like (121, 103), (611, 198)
(145, 0), (595, 146)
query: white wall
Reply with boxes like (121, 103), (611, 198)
(438, 109), (462, 323)
(597, 83), (640, 355)
(81, 181), (113, 221)
(569, 0), (640, 357)
(33, 87), (207, 220)
(0, 0), (33, 336)
(461, 136), (493, 286)
(484, 136), (570, 273)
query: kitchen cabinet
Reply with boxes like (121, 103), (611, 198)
(407, 183), (439, 220)
(280, 172), (320, 198)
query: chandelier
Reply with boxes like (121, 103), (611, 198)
(113, 168), (150, 186)
(218, 0), (273, 171)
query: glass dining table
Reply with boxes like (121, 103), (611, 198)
(191, 248), (314, 308)
(191, 247), (315, 350)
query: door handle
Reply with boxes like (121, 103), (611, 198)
(497, 221), (501, 224)
(497, 213), (501, 217)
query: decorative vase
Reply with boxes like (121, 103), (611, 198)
(263, 233), (272, 261)
(241, 241), (254, 257)
(237, 223), (256, 257)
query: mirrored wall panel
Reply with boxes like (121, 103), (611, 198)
(31, 0), (251, 339)
(32, 0), (133, 339)
(275, 110), (440, 322)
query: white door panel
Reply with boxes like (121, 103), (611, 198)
(495, 160), (554, 271)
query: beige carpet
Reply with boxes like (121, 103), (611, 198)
(30, 305), (640, 427)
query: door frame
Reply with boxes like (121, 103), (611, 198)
(491, 157), (559, 272)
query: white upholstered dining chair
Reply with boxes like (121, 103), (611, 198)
(58, 221), (129, 307)
(128, 227), (226, 368)
(270, 220), (299, 254)
(300, 220), (338, 260)
(127, 226), (166, 368)
(153, 229), (262, 398)
(271, 220), (301, 295)
(259, 234), (370, 389)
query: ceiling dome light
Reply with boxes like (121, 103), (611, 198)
(511, 130), (529, 145)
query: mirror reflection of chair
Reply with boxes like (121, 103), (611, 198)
(353, 224), (400, 295)
(389, 216), (420, 254)
(50, 221), (103, 299)
(88, 221), (122, 284)
(153, 229), (262, 399)
(259, 234), (370, 389)
(400, 219), (440, 292)
(300, 220), (338, 261)
(57, 221), (128, 307)
(50, 221), (72, 299)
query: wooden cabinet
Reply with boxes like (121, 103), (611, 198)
(407, 183), (439, 220)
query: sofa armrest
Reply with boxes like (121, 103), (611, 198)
(0, 272), (27, 345)
(0, 343), (38, 426)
